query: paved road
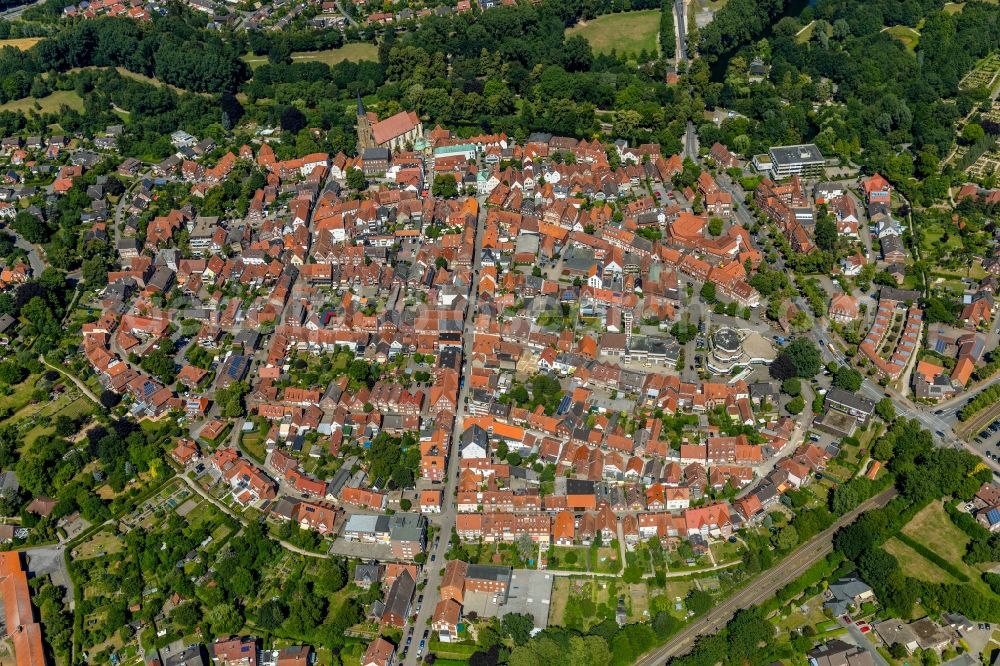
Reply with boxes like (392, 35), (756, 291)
(674, 0), (688, 63)
(22, 543), (74, 607)
(842, 619), (889, 666)
(402, 199), (487, 666)
(335, 0), (358, 27)
(12, 233), (46, 275)
(635, 488), (898, 666)
(0, 0), (44, 20)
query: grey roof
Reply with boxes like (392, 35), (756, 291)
(161, 644), (207, 666)
(829, 576), (872, 601)
(363, 147), (390, 161)
(0, 470), (18, 493)
(565, 478), (595, 495)
(383, 569), (415, 617)
(354, 563), (382, 584)
(460, 424), (489, 451)
(825, 388), (875, 415)
(466, 564), (512, 584)
(388, 512), (426, 543)
(808, 639), (875, 666)
(769, 143), (824, 165)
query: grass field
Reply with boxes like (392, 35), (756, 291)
(74, 529), (123, 560)
(883, 25), (920, 52)
(901, 501), (972, 567)
(0, 37), (41, 51)
(883, 538), (959, 584)
(0, 90), (83, 114)
(796, 20), (824, 44)
(566, 10), (661, 57)
(887, 501), (995, 594)
(243, 43), (379, 70)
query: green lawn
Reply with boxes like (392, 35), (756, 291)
(550, 546), (590, 572)
(243, 43), (379, 70)
(887, 501), (997, 595)
(0, 90), (84, 114)
(795, 20), (822, 44)
(883, 537), (959, 584)
(566, 9), (661, 57)
(884, 25), (920, 52)
(240, 431), (266, 464)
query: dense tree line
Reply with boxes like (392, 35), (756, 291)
(0, 13), (250, 96)
(659, 0), (675, 59)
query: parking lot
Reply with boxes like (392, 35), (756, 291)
(973, 418), (1000, 460)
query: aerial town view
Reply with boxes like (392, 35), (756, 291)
(2, 0), (1000, 665)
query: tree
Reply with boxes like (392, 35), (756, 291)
(346, 168), (366, 192)
(961, 122), (986, 145)
(170, 601), (201, 631)
(0, 361), (26, 386)
(501, 612), (534, 645)
(700, 282), (717, 304)
(670, 321), (697, 344)
(833, 367), (863, 392)
(215, 381), (249, 418)
(11, 212), (48, 244)
(82, 256), (109, 287)
(220, 93), (245, 130)
(815, 215), (837, 251)
(890, 643), (909, 659)
(875, 398), (896, 423)
(561, 35), (593, 72)
(100, 389), (120, 409)
(316, 559), (346, 595)
(771, 338), (822, 379)
(708, 217), (723, 236)
(781, 377), (801, 396)
(786, 395), (805, 415)
(515, 532), (534, 561)
(685, 588), (713, 614)
(775, 525), (798, 551)
(280, 105), (307, 134)
(432, 173), (459, 198)
(206, 603), (243, 636)
(256, 599), (286, 631)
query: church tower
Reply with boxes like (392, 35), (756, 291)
(356, 93), (376, 153)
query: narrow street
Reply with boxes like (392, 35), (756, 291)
(401, 203), (487, 666)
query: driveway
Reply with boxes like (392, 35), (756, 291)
(839, 621), (889, 666)
(23, 544), (74, 607)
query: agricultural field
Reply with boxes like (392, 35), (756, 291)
(242, 43), (379, 69)
(566, 10), (661, 57)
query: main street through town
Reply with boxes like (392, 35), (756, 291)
(400, 197), (488, 666)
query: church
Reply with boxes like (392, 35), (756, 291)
(356, 95), (424, 153)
